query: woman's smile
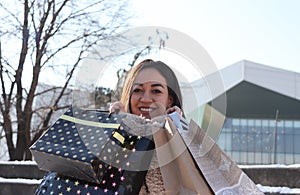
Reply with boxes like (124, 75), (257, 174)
(139, 107), (154, 112)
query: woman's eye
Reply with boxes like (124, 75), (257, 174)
(132, 88), (143, 93)
(152, 89), (162, 94)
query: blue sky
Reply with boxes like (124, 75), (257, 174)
(130, 0), (300, 73)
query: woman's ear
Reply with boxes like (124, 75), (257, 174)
(168, 96), (174, 108)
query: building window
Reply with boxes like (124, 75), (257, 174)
(218, 118), (300, 164)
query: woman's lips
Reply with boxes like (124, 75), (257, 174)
(139, 107), (154, 112)
(138, 104), (166, 118)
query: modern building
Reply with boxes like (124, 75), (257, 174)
(183, 60), (300, 165)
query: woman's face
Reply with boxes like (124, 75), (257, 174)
(130, 68), (172, 119)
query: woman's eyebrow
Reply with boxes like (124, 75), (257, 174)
(151, 83), (165, 88)
(133, 82), (166, 88)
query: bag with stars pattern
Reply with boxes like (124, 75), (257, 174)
(30, 106), (158, 194)
(35, 172), (138, 195)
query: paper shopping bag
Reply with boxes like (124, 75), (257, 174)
(181, 120), (264, 195)
(152, 117), (213, 194)
(30, 106), (155, 194)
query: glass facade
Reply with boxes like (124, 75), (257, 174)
(217, 118), (300, 165)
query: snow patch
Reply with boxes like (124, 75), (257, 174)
(0, 177), (41, 185)
(239, 164), (300, 169)
(257, 184), (300, 194)
(0, 160), (37, 165)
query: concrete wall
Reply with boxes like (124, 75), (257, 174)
(243, 167), (300, 188)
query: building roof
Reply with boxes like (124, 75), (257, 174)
(221, 60), (300, 101)
(182, 60), (300, 120)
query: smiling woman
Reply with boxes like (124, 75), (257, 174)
(109, 59), (184, 194)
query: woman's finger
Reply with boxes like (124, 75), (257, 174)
(165, 106), (182, 116)
(109, 101), (125, 113)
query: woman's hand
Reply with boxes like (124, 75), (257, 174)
(109, 101), (126, 113)
(165, 106), (182, 116)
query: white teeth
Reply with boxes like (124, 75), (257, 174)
(140, 108), (153, 112)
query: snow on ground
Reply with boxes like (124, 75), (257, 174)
(257, 184), (300, 194)
(239, 164), (300, 169)
(0, 177), (41, 184)
(0, 160), (37, 165)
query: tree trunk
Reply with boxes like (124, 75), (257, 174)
(14, 0), (29, 161)
(3, 115), (15, 160)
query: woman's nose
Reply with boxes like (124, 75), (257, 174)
(140, 92), (153, 102)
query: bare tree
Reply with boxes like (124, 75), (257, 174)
(0, 0), (131, 160)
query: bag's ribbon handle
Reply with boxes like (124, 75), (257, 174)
(59, 115), (120, 129)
